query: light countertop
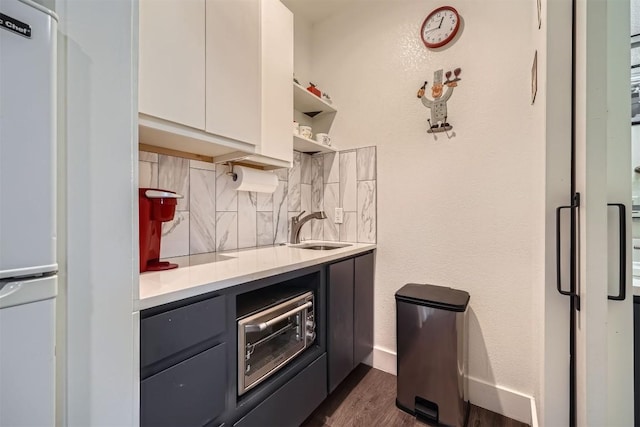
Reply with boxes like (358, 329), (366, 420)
(138, 242), (376, 310)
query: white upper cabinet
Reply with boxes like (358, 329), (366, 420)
(205, 0), (261, 146)
(139, 0), (206, 129)
(207, 0), (293, 166)
(259, 0), (294, 164)
(138, 0), (293, 167)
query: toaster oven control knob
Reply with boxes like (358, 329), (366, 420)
(306, 320), (315, 330)
(306, 331), (316, 342)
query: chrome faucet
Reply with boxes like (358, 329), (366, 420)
(289, 211), (327, 244)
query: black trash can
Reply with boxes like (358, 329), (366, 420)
(395, 283), (470, 427)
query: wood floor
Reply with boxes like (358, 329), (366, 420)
(302, 365), (529, 427)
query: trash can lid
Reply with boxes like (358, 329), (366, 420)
(395, 283), (470, 312)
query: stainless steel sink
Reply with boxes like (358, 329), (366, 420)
(292, 243), (352, 250)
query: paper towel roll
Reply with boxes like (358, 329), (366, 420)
(230, 165), (279, 193)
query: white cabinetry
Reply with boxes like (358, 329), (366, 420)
(205, 0), (260, 147)
(138, 0), (293, 168)
(257, 0), (294, 164)
(139, 0), (205, 129)
(237, 0), (294, 168)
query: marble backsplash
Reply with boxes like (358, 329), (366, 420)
(139, 147), (377, 258)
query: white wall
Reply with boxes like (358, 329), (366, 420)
(632, 126), (640, 221)
(292, 13), (313, 91)
(540, 0), (573, 424)
(55, 0), (139, 425)
(308, 1), (543, 421)
(633, 130), (640, 245)
(632, 25), (640, 240)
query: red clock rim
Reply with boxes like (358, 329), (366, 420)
(420, 5), (460, 49)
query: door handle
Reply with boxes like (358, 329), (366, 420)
(244, 301), (312, 333)
(607, 203), (626, 301)
(0, 281), (22, 300)
(556, 193), (580, 309)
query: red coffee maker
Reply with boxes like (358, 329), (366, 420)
(139, 188), (183, 272)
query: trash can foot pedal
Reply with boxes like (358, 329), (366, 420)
(415, 397), (438, 423)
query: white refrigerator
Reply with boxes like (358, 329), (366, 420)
(0, 0), (58, 425)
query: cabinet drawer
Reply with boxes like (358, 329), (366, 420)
(141, 295), (225, 369)
(233, 354), (327, 427)
(141, 343), (227, 427)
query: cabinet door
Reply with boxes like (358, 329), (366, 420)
(205, 0), (260, 146)
(327, 258), (354, 393)
(139, 0), (205, 129)
(354, 252), (374, 367)
(259, 0), (293, 163)
(140, 343), (227, 427)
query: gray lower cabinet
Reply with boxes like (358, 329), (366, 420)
(233, 354), (328, 427)
(328, 257), (355, 393)
(327, 252), (374, 393)
(141, 343), (227, 427)
(140, 252), (374, 425)
(140, 294), (227, 426)
(354, 252), (374, 368)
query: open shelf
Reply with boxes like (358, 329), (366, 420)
(293, 82), (337, 153)
(293, 83), (337, 117)
(293, 134), (337, 154)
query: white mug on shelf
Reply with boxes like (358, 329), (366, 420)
(293, 121), (300, 135)
(299, 126), (312, 139)
(315, 133), (331, 146)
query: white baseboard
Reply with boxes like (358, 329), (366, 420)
(467, 376), (533, 425)
(370, 346), (535, 425)
(530, 396), (538, 427)
(370, 345), (397, 375)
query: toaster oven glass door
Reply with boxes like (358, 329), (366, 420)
(237, 291), (314, 395)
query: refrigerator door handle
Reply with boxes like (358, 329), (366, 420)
(607, 203), (626, 301)
(556, 193), (580, 308)
(0, 281), (22, 301)
(0, 276), (57, 310)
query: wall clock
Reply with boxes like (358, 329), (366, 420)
(420, 6), (460, 49)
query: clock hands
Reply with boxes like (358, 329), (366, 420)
(423, 17), (445, 34)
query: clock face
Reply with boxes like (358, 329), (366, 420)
(420, 6), (460, 49)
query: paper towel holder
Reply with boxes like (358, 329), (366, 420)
(226, 162), (238, 180)
(225, 162), (279, 194)
(226, 162), (255, 181)
(225, 161), (257, 180)
(225, 161), (261, 184)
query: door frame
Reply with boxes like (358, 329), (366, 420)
(544, 0), (632, 425)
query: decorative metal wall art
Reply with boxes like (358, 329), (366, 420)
(417, 68), (461, 133)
